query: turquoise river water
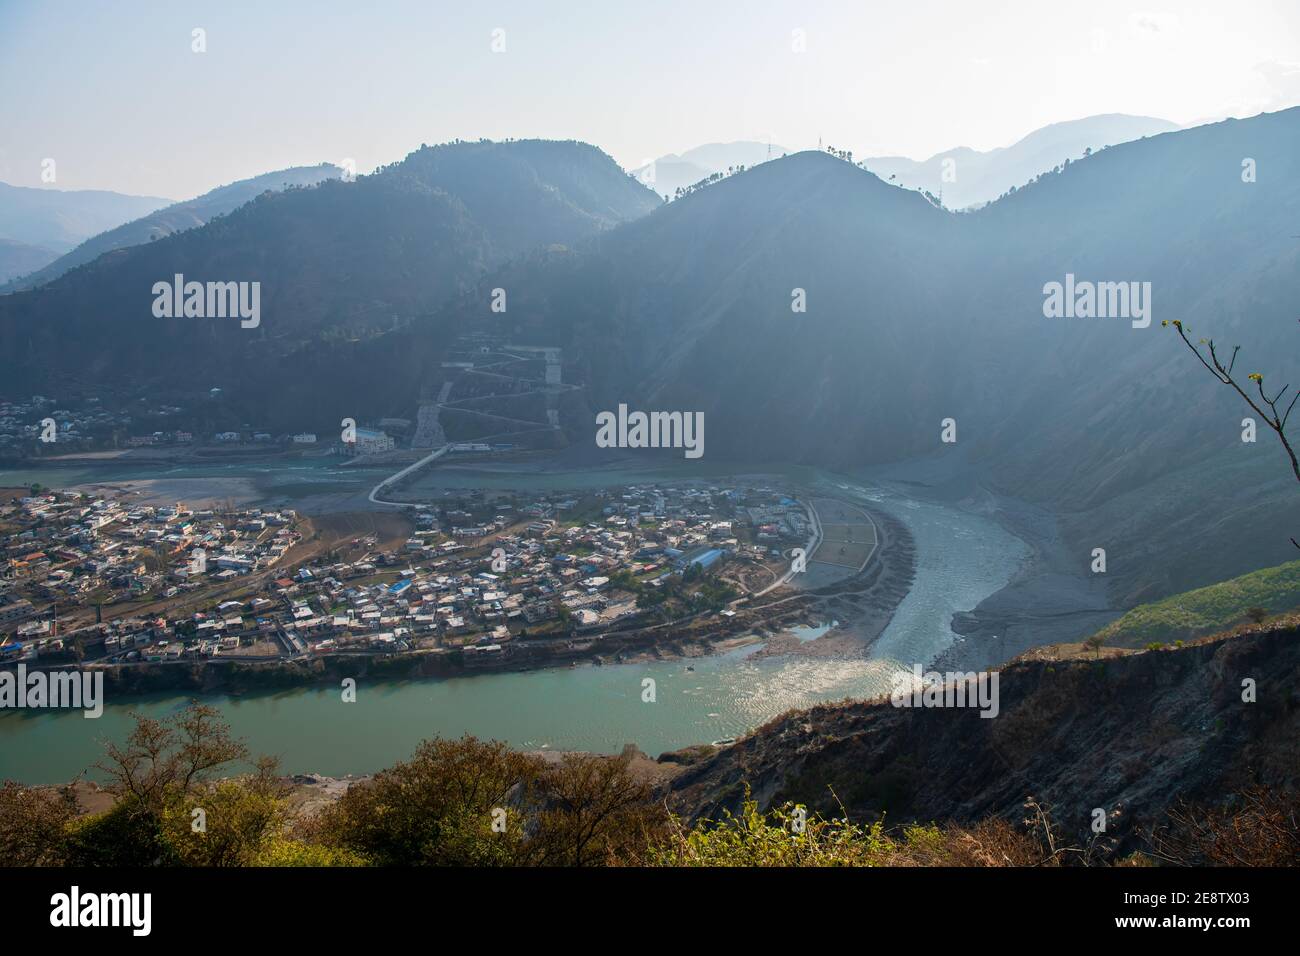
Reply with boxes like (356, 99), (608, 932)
(0, 463), (1028, 783)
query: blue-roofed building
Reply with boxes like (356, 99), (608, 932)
(676, 546), (723, 570)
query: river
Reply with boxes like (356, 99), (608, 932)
(0, 466), (1028, 783)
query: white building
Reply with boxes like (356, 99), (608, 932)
(344, 428), (394, 457)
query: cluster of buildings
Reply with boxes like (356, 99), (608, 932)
(0, 482), (810, 670)
(746, 499), (811, 542)
(243, 482), (806, 661)
(0, 490), (299, 662)
(0, 392), (395, 456)
(0, 395), (183, 452)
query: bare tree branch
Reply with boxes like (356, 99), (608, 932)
(1164, 319), (1299, 548)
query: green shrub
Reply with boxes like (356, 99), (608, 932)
(252, 837), (370, 867)
(646, 797), (895, 867)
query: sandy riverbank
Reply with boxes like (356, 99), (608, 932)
(843, 457), (1120, 672)
(70, 477), (263, 509)
(939, 488), (1122, 670)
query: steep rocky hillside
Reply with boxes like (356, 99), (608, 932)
(666, 623), (1300, 853)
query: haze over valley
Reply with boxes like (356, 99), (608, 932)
(1, 0), (1298, 888)
(5, 110), (1298, 618)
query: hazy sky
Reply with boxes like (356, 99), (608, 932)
(2, 0), (1298, 199)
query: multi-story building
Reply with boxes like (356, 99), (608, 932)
(344, 428), (394, 457)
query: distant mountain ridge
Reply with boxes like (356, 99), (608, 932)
(633, 116), (1179, 209)
(862, 113), (1179, 207)
(0, 138), (660, 418)
(3, 164), (343, 291)
(0, 238), (62, 285)
(630, 141), (789, 198)
(0, 181), (171, 253)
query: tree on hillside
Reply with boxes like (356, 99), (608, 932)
(1164, 319), (1299, 548)
(97, 702), (248, 813)
(1, 705), (334, 867)
(310, 735), (667, 866)
(314, 736), (543, 866)
(529, 750), (662, 866)
(0, 781), (78, 865)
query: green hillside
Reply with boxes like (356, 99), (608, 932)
(1094, 559), (1300, 647)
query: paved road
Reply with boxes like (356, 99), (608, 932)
(750, 500), (823, 600)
